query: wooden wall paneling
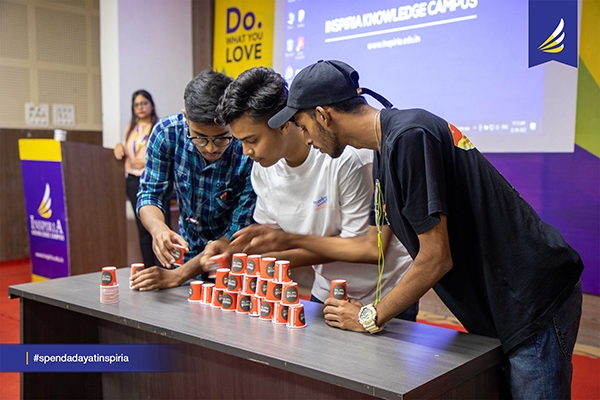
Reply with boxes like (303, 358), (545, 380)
(192, 0), (215, 75)
(61, 142), (127, 273)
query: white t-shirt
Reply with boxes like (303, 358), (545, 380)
(252, 146), (413, 303)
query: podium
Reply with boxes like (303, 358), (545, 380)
(19, 139), (127, 280)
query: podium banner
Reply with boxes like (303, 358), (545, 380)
(19, 139), (69, 279)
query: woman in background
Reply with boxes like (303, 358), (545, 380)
(114, 90), (166, 267)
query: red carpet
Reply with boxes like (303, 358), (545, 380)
(1, 260), (598, 400)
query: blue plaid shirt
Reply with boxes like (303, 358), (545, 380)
(137, 113), (256, 260)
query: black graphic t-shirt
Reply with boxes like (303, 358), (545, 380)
(374, 108), (583, 352)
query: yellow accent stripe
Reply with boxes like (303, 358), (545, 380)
(18, 139), (62, 161)
(31, 274), (50, 282)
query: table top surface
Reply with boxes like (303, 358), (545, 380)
(9, 268), (502, 399)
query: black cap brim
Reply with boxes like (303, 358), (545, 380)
(268, 106), (299, 129)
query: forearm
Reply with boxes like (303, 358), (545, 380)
(139, 205), (170, 236)
(262, 248), (334, 268)
(286, 231), (379, 264)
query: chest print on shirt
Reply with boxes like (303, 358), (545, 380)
(312, 195), (328, 211)
(449, 122), (475, 150)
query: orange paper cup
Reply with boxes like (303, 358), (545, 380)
(242, 275), (257, 295)
(275, 260), (292, 283)
(207, 254), (230, 278)
(215, 268), (230, 289)
(260, 257), (276, 280)
(259, 299), (274, 321)
(256, 277), (269, 298)
(101, 266), (118, 287)
(211, 288), (225, 308)
(248, 295), (260, 317)
(273, 302), (289, 325)
(236, 294), (252, 314)
(330, 279), (348, 301)
(129, 263), (144, 289)
(287, 304), (307, 328)
(281, 282), (300, 306)
(231, 253), (247, 274)
(266, 280), (283, 302)
(246, 254), (261, 276)
(201, 283), (214, 305)
(171, 244), (187, 265)
(188, 280), (203, 302)
(227, 272), (243, 293)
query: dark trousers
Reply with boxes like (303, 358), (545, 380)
(126, 174), (169, 267)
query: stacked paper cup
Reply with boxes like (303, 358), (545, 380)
(191, 253), (306, 328)
(100, 266), (119, 304)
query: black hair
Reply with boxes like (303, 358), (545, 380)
(126, 89), (158, 140)
(216, 67), (288, 125)
(300, 96), (368, 120)
(184, 70), (233, 124)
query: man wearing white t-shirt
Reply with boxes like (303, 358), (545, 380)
(216, 67), (417, 319)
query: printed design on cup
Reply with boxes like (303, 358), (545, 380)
(228, 274), (242, 292)
(246, 259), (256, 274)
(298, 308), (305, 324)
(101, 271), (114, 285)
(188, 287), (193, 298)
(266, 262), (275, 278)
(260, 301), (273, 318)
(171, 244), (186, 265)
(238, 295), (251, 312)
(287, 268), (292, 280)
(232, 255), (245, 273)
(332, 283), (347, 300)
(260, 280), (268, 297)
(222, 293), (236, 310)
(217, 290), (224, 304)
(249, 278), (257, 292)
(222, 273), (230, 288)
(281, 305), (289, 320)
(284, 286), (298, 303)
(101, 267), (117, 286)
(273, 284), (282, 300)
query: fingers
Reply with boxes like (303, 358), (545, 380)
(348, 298), (364, 307)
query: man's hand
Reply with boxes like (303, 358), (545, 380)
(199, 239), (231, 272)
(231, 224), (290, 254)
(130, 266), (184, 291)
(323, 298), (366, 332)
(152, 227), (188, 268)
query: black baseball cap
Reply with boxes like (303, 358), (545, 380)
(268, 60), (392, 129)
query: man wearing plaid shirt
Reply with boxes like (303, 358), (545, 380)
(130, 70), (256, 291)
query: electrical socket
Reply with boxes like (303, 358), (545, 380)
(25, 102), (50, 126)
(53, 104), (76, 127)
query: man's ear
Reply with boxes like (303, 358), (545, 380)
(279, 121), (291, 135)
(182, 109), (187, 119)
(315, 106), (331, 126)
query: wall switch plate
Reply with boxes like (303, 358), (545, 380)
(53, 104), (76, 127)
(25, 103), (50, 126)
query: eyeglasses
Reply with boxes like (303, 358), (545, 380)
(187, 135), (233, 147)
(133, 101), (149, 108)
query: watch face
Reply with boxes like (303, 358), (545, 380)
(359, 307), (373, 322)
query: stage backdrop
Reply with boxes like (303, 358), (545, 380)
(213, 0), (275, 77)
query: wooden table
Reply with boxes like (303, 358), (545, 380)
(9, 268), (503, 399)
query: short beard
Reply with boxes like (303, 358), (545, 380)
(316, 122), (345, 158)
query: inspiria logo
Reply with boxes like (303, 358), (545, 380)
(37, 183), (52, 218)
(29, 183), (65, 241)
(538, 18), (565, 54)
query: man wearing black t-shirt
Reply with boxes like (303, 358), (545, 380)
(267, 60), (584, 399)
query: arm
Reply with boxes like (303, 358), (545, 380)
(137, 121), (177, 267)
(232, 224), (393, 264)
(139, 204), (187, 267)
(323, 214), (453, 331)
(113, 125), (129, 160)
(220, 156), (257, 241)
(131, 237), (230, 291)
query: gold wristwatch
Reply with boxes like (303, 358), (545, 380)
(358, 303), (384, 334)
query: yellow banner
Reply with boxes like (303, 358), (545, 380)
(213, 0), (275, 77)
(18, 139), (62, 162)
